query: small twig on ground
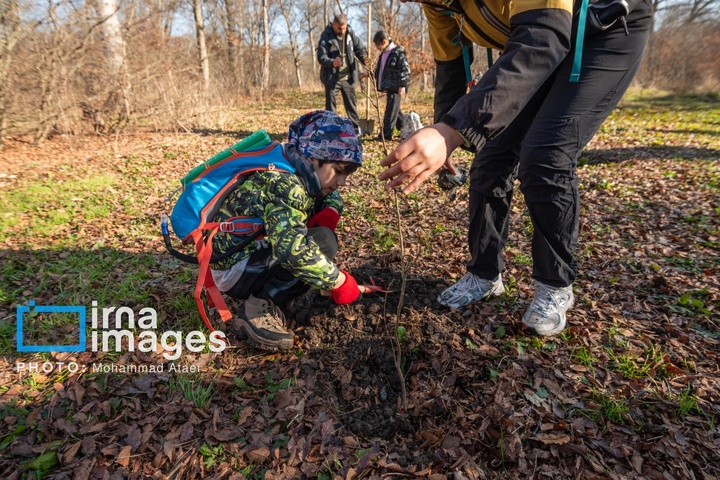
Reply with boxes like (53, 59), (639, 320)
(365, 62), (408, 412)
(392, 190), (409, 412)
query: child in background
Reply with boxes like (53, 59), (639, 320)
(372, 30), (411, 141)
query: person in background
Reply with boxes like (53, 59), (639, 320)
(379, 0), (653, 336)
(317, 14), (369, 135)
(372, 30), (411, 141)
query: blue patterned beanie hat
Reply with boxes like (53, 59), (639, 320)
(287, 110), (363, 166)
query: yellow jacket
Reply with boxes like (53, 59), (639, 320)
(423, 0), (574, 58)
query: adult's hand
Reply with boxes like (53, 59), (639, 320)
(398, 87), (406, 98)
(378, 123), (464, 194)
(332, 57), (342, 68)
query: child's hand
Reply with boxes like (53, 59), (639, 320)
(307, 207), (340, 231)
(331, 270), (361, 305)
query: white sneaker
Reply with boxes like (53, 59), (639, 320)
(400, 112), (423, 140)
(437, 273), (504, 309)
(522, 282), (574, 336)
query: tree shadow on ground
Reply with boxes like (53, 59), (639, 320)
(2, 250), (719, 479)
(647, 128), (719, 137)
(0, 247), (202, 362)
(191, 128), (286, 141)
(581, 145), (720, 165)
(630, 92), (719, 107)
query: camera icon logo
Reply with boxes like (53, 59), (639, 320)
(16, 301), (87, 352)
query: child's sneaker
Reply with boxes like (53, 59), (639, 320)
(522, 282), (574, 336)
(437, 273), (504, 309)
(234, 295), (294, 351)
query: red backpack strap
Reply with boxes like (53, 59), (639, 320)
(189, 219), (263, 334)
(191, 228), (233, 336)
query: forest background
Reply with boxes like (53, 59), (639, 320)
(0, 0), (719, 145)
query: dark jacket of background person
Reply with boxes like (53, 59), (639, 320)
(317, 24), (368, 89)
(374, 44), (411, 94)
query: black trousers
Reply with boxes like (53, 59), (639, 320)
(467, 1), (653, 288)
(225, 227), (338, 305)
(325, 78), (361, 131)
(382, 92), (405, 138)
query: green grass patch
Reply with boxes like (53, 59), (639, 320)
(168, 374), (215, 409)
(675, 388), (701, 417)
(571, 346), (598, 370)
(673, 289), (713, 316)
(2, 249), (160, 307)
(17, 311), (82, 354)
(514, 252), (532, 266)
(0, 174), (118, 244)
(596, 393), (631, 425)
(199, 443), (227, 469)
(606, 343), (668, 380)
(0, 318), (15, 356)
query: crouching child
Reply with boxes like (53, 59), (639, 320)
(209, 110), (364, 351)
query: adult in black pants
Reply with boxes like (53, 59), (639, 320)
(379, 0), (653, 336)
(372, 31), (411, 141)
(317, 14), (368, 134)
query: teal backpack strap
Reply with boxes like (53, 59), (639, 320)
(570, 0), (590, 82)
(469, 48), (494, 90)
(449, 14), (473, 85)
(443, 10), (496, 90)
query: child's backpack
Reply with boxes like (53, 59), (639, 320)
(161, 130), (295, 334)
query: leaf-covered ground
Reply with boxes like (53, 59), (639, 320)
(0, 91), (718, 479)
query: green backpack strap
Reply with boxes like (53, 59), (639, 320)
(181, 130), (273, 187)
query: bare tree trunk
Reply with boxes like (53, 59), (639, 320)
(308, 25), (317, 75)
(279, 0), (303, 88)
(193, 0), (210, 90)
(305, 0), (318, 77)
(95, 0), (131, 129)
(224, 0), (240, 86)
(324, 0), (329, 23)
(0, 0), (22, 147)
(389, 0), (395, 37)
(421, 10), (427, 91)
(644, 0), (663, 85)
(34, 0), (63, 143)
(96, 0), (125, 74)
(162, 0), (177, 38)
(236, 0), (246, 89)
(261, 0), (269, 92)
(145, 0), (177, 40)
(246, 3), (259, 87)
